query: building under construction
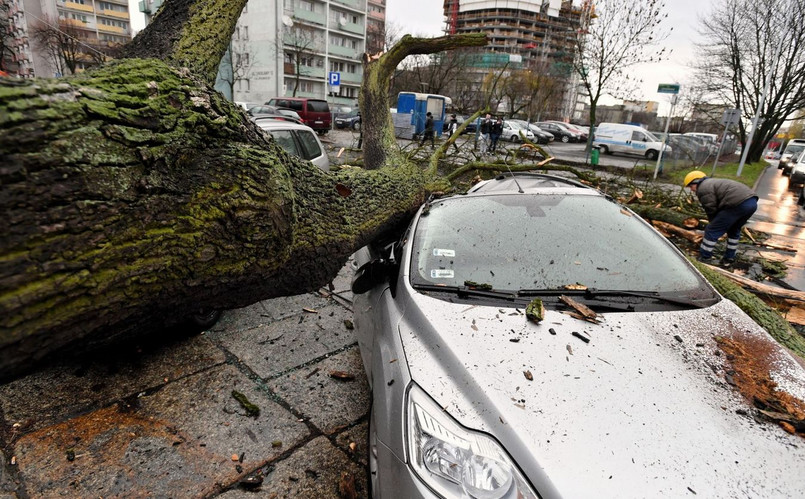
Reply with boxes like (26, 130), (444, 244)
(442, 0), (591, 121)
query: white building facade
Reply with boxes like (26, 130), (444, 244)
(224, 0), (368, 108)
(6, 0), (132, 78)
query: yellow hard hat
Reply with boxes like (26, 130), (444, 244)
(684, 170), (706, 186)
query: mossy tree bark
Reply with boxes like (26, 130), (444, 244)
(0, 0), (487, 379)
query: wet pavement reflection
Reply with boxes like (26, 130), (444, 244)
(749, 163), (805, 290)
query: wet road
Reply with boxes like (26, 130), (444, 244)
(748, 161), (805, 290)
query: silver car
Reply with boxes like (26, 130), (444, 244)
(256, 119), (330, 171)
(352, 173), (805, 498)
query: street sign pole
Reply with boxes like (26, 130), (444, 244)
(711, 109), (739, 176)
(653, 84), (680, 180)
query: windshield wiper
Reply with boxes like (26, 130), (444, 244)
(516, 288), (710, 308)
(412, 283), (521, 302)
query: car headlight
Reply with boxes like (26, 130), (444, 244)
(406, 384), (538, 499)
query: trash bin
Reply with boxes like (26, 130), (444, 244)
(591, 146), (600, 166)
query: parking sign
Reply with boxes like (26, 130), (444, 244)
(328, 72), (340, 86)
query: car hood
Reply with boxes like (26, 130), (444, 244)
(398, 291), (805, 498)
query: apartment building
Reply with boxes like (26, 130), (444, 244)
(5, 0), (131, 78)
(442, 0), (588, 121)
(365, 0), (385, 54)
(215, 0), (375, 108)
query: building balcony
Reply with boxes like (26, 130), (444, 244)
(339, 72), (362, 85)
(293, 9), (325, 26)
(63, 2), (94, 13)
(284, 65), (326, 79)
(99, 9), (130, 20)
(329, 0), (366, 14)
(328, 45), (359, 58)
(98, 24), (127, 34)
(330, 20), (363, 35)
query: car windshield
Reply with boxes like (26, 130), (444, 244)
(785, 144), (805, 156)
(410, 194), (713, 298)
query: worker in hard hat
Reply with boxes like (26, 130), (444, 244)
(683, 171), (758, 266)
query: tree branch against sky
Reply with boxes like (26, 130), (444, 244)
(573, 0), (670, 142)
(694, 0), (805, 162)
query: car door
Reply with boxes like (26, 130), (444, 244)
(294, 128), (330, 171)
(630, 130), (649, 154)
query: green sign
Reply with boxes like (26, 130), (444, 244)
(657, 83), (680, 94)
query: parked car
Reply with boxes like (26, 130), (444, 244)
(535, 121), (582, 143)
(351, 172), (805, 499)
(684, 132), (719, 154)
(779, 139), (805, 175)
(554, 121), (588, 141)
(255, 118), (330, 171)
(592, 123), (670, 159)
(502, 120), (535, 142)
(247, 105), (301, 124)
(266, 97), (332, 135)
(236, 101), (260, 111)
(510, 120), (553, 144)
(788, 150), (805, 186)
(335, 109), (361, 130)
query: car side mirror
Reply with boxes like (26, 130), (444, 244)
(351, 259), (390, 294)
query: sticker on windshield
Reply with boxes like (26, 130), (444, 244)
(430, 269), (455, 279)
(433, 248), (455, 257)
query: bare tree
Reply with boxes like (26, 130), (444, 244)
(29, 17), (89, 75)
(218, 39), (253, 100)
(571, 0), (669, 148)
(283, 24), (318, 97)
(694, 0), (805, 162)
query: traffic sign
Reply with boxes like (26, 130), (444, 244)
(328, 71), (341, 86)
(721, 108), (741, 126)
(657, 83), (680, 94)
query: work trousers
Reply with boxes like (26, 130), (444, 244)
(700, 197), (758, 260)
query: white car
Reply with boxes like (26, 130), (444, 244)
(502, 121), (535, 142)
(255, 119), (330, 171)
(352, 173), (805, 498)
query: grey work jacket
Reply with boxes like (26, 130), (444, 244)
(695, 178), (757, 219)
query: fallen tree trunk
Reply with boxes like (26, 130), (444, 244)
(0, 0), (487, 380)
(651, 221), (703, 245)
(703, 264), (805, 303)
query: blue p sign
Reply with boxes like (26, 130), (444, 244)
(329, 72), (340, 85)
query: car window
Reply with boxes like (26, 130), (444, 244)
(269, 130), (301, 157)
(632, 131), (647, 142)
(295, 130), (323, 160)
(307, 100), (330, 112)
(785, 144), (805, 156)
(411, 194), (710, 296)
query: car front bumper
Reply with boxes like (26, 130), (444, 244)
(373, 438), (437, 498)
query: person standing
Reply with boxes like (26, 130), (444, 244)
(684, 171), (758, 266)
(479, 113), (492, 154)
(420, 112), (435, 148)
(490, 117), (503, 153)
(448, 114), (459, 152)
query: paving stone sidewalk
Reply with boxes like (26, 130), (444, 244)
(0, 262), (369, 498)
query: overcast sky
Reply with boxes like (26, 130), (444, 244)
(128, 0), (714, 111)
(385, 0), (717, 111)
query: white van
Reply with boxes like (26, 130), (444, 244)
(592, 123), (670, 159)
